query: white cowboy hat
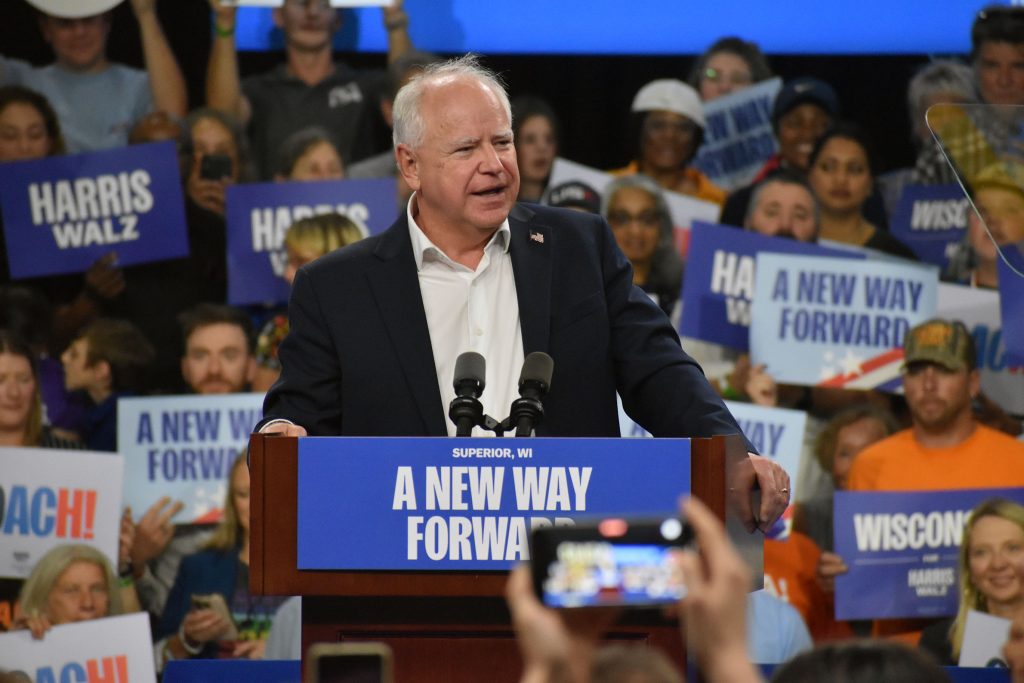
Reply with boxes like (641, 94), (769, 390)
(24, 0), (123, 19)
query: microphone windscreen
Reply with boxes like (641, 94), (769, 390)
(519, 352), (554, 389)
(453, 351), (486, 389)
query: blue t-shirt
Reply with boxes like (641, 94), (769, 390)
(1, 58), (152, 153)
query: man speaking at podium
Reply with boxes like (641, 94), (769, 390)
(259, 55), (790, 530)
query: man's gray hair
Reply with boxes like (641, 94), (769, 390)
(907, 60), (977, 138)
(392, 53), (512, 149)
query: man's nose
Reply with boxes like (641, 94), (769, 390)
(480, 145), (503, 173)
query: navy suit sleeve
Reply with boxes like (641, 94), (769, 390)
(262, 266), (345, 435)
(596, 217), (748, 442)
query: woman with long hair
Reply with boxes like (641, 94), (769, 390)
(919, 498), (1024, 665)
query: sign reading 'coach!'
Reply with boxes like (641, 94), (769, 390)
(0, 141), (188, 279)
(0, 448), (123, 579)
(225, 178), (397, 306)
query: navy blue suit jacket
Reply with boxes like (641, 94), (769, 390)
(262, 203), (743, 440)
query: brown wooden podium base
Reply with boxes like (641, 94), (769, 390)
(301, 595), (684, 683)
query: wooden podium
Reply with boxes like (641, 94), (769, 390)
(249, 434), (762, 682)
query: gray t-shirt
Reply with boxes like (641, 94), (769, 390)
(1, 58), (152, 153)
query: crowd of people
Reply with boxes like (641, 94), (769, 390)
(2, 0), (1024, 679)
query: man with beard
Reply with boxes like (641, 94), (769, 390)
(179, 303), (255, 395)
(743, 171), (819, 243)
(848, 319), (1024, 491)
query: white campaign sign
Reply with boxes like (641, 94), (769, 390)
(547, 158), (721, 254)
(0, 448), (122, 579)
(0, 613), (155, 683)
(938, 282), (1024, 415)
(959, 609), (1010, 667)
(117, 393), (263, 525)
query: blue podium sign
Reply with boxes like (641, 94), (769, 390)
(834, 488), (1024, 620)
(297, 437), (691, 571)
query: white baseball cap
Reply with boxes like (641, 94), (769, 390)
(631, 79), (706, 129)
(25, 0), (123, 19)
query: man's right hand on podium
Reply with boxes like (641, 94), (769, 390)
(259, 420), (307, 437)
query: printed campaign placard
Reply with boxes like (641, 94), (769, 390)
(679, 222), (861, 351)
(297, 437), (691, 570)
(833, 488), (1024, 620)
(889, 184), (969, 269)
(225, 178), (397, 305)
(0, 448), (122, 579)
(1000, 255), (1024, 366)
(693, 78), (782, 191)
(0, 141), (188, 279)
(750, 253), (938, 391)
(0, 613), (156, 683)
(117, 394), (263, 525)
(546, 158), (721, 256)
(938, 283), (1024, 416)
(960, 610), (1011, 667)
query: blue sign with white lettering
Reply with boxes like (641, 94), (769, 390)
(297, 437), (690, 570)
(834, 488), (1024, 620)
(889, 184), (968, 270)
(679, 222), (861, 351)
(0, 141), (188, 279)
(225, 178), (398, 305)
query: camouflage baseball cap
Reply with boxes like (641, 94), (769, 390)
(902, 319), (974, 371)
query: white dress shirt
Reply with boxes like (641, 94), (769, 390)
(407, 196), (525, 436)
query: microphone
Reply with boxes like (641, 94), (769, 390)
(511, 352), (554, 438)
(449, 352), (486, 437)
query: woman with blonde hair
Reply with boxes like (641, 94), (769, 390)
(919, 498), (1024, 664)
(157, 451), (285, 666)
(252, 213), (366, 391)
(15, 544), (128, 639)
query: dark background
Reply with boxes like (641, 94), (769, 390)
(1, 0), (954, 173)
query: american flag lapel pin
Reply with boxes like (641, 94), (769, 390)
(529, 231), (545, 244)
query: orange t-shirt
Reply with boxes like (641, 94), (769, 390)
(847, 424), (1024, 492)
(764, 532), (853, 642)
(608, 162), (728, 207)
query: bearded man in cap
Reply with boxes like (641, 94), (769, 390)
(848, 318), (1024, 492)
(1, 0), (187, 152)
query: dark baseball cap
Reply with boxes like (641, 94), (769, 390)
(772, 77), (840, 129)
(544, 181), (602, 214)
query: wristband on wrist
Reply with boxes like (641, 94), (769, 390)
(178, 624), (204, 656)
(215, 22), (235, 37)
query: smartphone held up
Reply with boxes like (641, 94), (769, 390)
(529, 516), (695, 609)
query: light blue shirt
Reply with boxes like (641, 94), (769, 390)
(747, 589), (813, 664)
(1, 58), (152, 153)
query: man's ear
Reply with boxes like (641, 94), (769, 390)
(271, 7), (285, 29)
(969, 368), (982, 399)
(395, 144), (421, 192)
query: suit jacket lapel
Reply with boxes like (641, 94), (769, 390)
(509, 205), (552, 355)
(366, 217), (448, 435)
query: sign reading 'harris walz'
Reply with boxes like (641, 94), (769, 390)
(833, 488), (1024, 620)
(297, 437), (691, 570)
(0, 141), (188, 279)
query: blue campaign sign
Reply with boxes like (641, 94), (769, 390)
(117, 394), (264, 525)
(0, 141), (188, 279)
(679, 222), (861, 351)
(1000, 256), (1024, 366)
(693, 79), (781, 191)
(297, 437), (691, 571)
(833, 488), (1024, 620)
(889, 184), (968, 269)
(751, 253), (938, 391)
(225, 178), (398, 305)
